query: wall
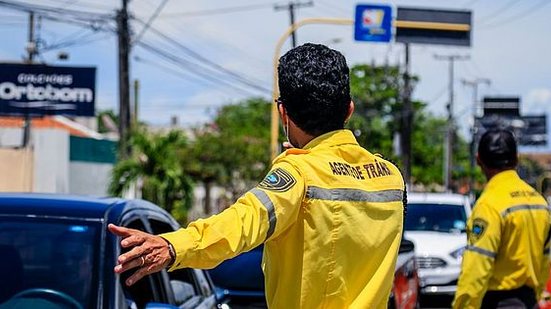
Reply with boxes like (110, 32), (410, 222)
(0, 147), (33, 192)
(68, 135), (116, 196)
(69, 162), (112, 196)
(0, 127), (116, 196)
(0, 127), (69, 193)
(32, 129), (69, 193)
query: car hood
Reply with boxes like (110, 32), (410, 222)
(404, 231), (467, 257)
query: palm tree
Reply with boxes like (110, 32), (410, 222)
(109, 129), (193, 222)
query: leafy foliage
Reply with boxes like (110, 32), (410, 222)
(348, 63), (470, 187)
(109, 129), (193, 222)
(183, 98), (274, 212)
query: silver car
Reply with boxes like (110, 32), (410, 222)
(404, 192), (472, 296)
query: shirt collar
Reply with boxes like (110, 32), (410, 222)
(486, 169), (519, 189)
(302, 129), (358, 150)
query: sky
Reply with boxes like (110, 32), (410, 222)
(0, 0), (550, 152)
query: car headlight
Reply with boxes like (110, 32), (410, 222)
(449, 246), (466, 260)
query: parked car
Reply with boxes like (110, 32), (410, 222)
(404, 192), (472, 298)
(209, 238), (420, 309)
(0, 193), (224, 309)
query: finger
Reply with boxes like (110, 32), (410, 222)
(120, 234), (146, 248)
(114, 256), (143, 274)
(108, 224), (135, 237)
(118, 245), (149, 264)
(125, 264), (153, 286)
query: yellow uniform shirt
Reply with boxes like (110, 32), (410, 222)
(161, 129), (405, 308)
(453, 170), (551, 309)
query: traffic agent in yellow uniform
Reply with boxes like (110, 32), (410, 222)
(161, 129), (405, 308)
(108, 44), (406, 309)
(453, 129), (551, 309)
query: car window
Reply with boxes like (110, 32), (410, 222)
(405, 203), (467, 233)
(0, 218), (99, 309)
(193, 269), (214, 297)
(120, 218), (164, 308)
(148, 218), (215, 308)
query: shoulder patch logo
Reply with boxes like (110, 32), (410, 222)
(258, 168), (296, 192)
(470, 218), (488, 243)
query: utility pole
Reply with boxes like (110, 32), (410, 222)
(434, 54), (469, 191)
(133, 79), (139, 128)
(117, 0), (131, 158)
(462, 77), (491, 198)
(274, 1), (313, 48)
(401, 43), (412, 186)
(21, 12), (37, 148)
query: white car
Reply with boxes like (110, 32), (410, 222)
(404, 192), (472, 296)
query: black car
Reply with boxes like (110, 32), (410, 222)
(0, 193), (223, 309)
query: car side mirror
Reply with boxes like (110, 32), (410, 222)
(399, 238), (415, 254)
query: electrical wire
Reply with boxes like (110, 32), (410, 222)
(0, 0), (269, 97)
(316, 0), (349, 16)
(0, 0), (114, 19)
(143, 8), (269, 69)
(134, 18), (271, 93)
(41, 32), (112, 52)
(480, 0), (551, 29)
(34, 0), (114, 11)
(462, 0), (481, 8)
(133, 0), (168, 44)
(158, 3), (274, 19)
(134, 55), (218, 88)
(476, 0), (521, 25)
(136, 40), (263, 97)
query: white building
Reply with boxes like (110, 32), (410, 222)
(0, 116), (116, 196)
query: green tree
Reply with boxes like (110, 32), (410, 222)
(183, 97), (273, 213)
(182, 127), (227, 214)
(348, 63), (470, 187)
(348, 64), (417, 158)
(410, 113), (446, 185)
(213, 97), (273, 193)
(109, 129), (193, 222)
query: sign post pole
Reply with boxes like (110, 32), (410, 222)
(22, 12), (36, 148)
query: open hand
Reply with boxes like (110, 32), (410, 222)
(108, 224), (173, 286)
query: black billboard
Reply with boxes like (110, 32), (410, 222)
(476, 115), (547, 146)
(483, 96), (520, 116)
(0, 63), (96, 117)
(395, 7), (471, 46)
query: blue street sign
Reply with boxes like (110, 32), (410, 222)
(354, 4), (393, 42)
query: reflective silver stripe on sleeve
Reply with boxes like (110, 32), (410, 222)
(306, 186), (403, 203)
(500, 204), (551, 217)
(250, 188), (277, 240)
(466, 245), (497, 258)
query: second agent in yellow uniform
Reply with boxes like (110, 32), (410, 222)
(453, 129), (551, 309)
(109, 43), (406, 309)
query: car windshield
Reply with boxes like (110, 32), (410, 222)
(405, 203), (467, 233)
(0, 217), (99, 308)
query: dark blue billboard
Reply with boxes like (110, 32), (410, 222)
(0, 63), (96, 117)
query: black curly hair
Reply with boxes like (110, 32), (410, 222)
(478, 129), (518, 169)
(277, 43), (351, 136)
